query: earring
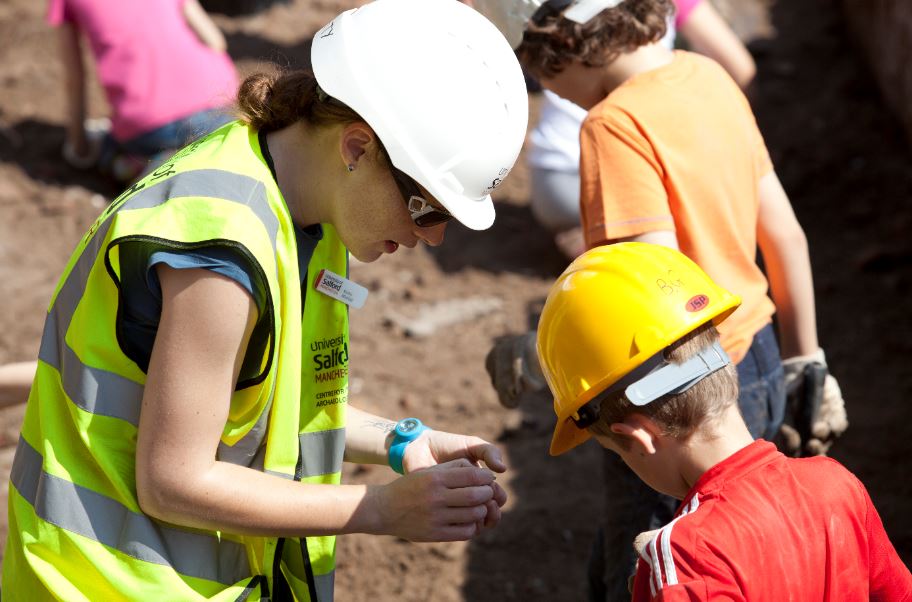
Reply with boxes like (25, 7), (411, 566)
(347, 164), (355, 172)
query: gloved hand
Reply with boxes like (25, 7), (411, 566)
(61, 117), (111, 170)
(629, 528), (662, 594)
(780, 348), (848, 456)
(484, 331), (546, 408)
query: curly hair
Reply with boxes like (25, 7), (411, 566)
(517, 0), (673, 79)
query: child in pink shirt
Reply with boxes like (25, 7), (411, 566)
(48, 0), (239, 180)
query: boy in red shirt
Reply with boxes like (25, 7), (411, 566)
(536, 243), (911, 601)
(475, 1), (849, 595)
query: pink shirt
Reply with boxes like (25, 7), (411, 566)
(673, 0), (701, 28)
(48, 0), (239, 141)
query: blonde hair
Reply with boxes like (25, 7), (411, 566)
(588, 323), (739, 447)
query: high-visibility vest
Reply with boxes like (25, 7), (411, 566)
(2, 122), (349, 601)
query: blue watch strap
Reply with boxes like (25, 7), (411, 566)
(388, 418), (429, 475)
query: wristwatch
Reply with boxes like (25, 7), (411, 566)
(388, 417), (429, 475)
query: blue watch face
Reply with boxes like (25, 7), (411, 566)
(396, 418), (421, 437)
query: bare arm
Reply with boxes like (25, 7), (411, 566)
(182, 0), (227, 52)
(0, 360), (36, 409)
(756, 171), (819, 358)
(58, 24), (87, 153)
(136, 265), (495, 541)
(345, 404), (507, 475)
(614, 229), (680, 250)
(344, 405), (395, 465)
(678, 0), (756, 89)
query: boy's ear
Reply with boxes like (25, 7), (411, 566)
(339, 122), (375, 170)
(610, 413), (660, 455)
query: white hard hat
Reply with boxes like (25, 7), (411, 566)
(473, 0), (625, 49)
(311, 0), (529, 231)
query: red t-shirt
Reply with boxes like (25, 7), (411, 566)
(632, 441), (912, 601)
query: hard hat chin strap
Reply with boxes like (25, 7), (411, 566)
(571, 341), (731, 429)
(624, 340), (731, 406)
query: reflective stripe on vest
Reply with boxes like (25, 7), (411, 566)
(10, 436), (250, 585)
(3, 122), (348, 601)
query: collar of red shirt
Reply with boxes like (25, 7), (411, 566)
(681, 439), (783, 507)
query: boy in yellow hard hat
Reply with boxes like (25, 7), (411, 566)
(536, 242), (910, 601)
(473, 1), (849, 595)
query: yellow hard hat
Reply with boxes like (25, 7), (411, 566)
(537, 243), (742, 456)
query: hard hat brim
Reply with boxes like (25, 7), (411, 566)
(426, 184), (496, 231)
(550, 415), (592, 456)
(442, 193), (496, 231)
(547, 300), (741, 456)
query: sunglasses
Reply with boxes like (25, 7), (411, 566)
(389, 166), (453, 228)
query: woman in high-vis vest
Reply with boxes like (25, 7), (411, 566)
(2, 1), (528, 600)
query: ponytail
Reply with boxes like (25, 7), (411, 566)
(236, 69), (364, 132)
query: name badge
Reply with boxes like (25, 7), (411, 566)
(314, 269), (368, 309)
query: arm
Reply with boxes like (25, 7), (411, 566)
(612, 229), (680, 250)
(677, 0), (756, 89)
(344, 405), (507, 473)
(343, 406), (395, 465)
(755, 171), (818, 358)
(344, 402), (508, 528)
(58, 23), (88, 155)
(182, 0), (227, 52)
(0, 360), (36, 409)
(863, 481), (912, 600)
(135, 265), (497, 541)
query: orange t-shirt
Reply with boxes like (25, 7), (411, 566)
(579, 51), (775, 363)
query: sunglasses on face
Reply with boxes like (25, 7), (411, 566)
(389, 166), (453, 228)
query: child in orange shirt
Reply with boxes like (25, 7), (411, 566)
(476, 0), (848, 598)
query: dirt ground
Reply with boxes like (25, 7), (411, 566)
(0, 0), (910, 600)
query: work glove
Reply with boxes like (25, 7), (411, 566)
(629, 528), (662, 593)
(484, 331), (546, 408)
(779, 348), (848, 456)
(61, 117), (110, 170)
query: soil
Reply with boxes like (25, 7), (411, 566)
(0, 0), (910, 600)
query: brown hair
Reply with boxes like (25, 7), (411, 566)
(587, 323), (739, 448)
(236, 69), (364, 132)
(517, 0), (673, 79)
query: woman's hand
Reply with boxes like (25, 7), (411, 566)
(371, 458), (500, 541)
(401, 430), (508, 530)
(403, 430), (506, 473)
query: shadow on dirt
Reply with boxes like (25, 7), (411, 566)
(225, 32), (314, 68)
(426, 202), (568, 277)
(202, 0), (292, 17)
(0, 119), (120, 197)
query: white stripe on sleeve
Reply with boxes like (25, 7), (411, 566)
(653, 494), (700, 587)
